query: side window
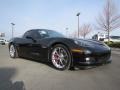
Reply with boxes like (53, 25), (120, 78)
(23, 31), (32, 38)
(32, 32), (41, 39)
(23, 30), (41, 39)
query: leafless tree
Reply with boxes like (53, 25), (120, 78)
(96, 0), (120, 42)
(79, 24), (92, 39)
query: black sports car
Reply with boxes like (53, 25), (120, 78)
(9, 29), (111, 70)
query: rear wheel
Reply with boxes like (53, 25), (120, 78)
(51, 44), (71, 70)
(9, 44), (18, 58)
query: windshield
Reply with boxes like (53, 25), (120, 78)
(47, 30), (65, 38)
(38, 30), (65, 38)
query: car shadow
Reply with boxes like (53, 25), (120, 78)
(0, 68), (25, 90)
(20, 57), (56, 69)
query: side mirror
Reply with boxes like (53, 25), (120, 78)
(26, 36), (36, 42)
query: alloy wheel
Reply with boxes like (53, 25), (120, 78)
(9, 45), (15, 58)
(51, 46), (69, 69)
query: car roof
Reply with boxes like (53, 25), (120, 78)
(28, 29), (52, 32)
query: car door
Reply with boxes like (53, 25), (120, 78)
(19, 30), (48, 60)
(27, 31), (42, 59)
(17, 31), (34, 58)
(28, 30), (49, 60)
(21, 30), (41, 59)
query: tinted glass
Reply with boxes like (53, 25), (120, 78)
(32, 31), (41, 39)
(23, 30), (41, 39)
(47, 30), (64, 37)
(23, 31), (32, 38)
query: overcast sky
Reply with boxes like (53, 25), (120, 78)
(0, 0), (120, 40)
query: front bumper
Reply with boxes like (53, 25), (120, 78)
(77, 58), (112, 66)
(72, 49), (111, 67)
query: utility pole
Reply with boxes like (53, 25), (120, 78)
(76, 12), (80, 38)
(11, 23), (15, 38)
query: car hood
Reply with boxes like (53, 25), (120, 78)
(73, 38), (104, 45)
(71, 38), (110, 52)
(81, 39), (104, 45)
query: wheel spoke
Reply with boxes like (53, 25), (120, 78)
(51, 46), (69, 69)
(10, 45), (15, 57)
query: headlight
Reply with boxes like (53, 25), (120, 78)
(74, 40), (79, 45)
(74, 40), (88, 47)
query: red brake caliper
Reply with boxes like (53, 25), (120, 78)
(54, 52), (60, 63)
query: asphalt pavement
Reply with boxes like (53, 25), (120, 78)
(0, 45), (120, 90)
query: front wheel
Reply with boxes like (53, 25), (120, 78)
(51, 44), (71, 70)
(9, 44), (18, 58)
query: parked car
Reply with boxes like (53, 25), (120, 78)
(9, 29), (111, 70)
(0, 38), (5, 45)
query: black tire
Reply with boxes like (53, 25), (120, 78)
(50, 44), (71, 70)
(9, 44), (19, 58)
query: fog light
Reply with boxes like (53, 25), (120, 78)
(86, 57), (90, 61)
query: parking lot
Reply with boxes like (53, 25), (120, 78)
(0, 45), (120, 90)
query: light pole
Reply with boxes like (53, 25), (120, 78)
(76, 12), (80, 38)
(11, 23), (15, 38)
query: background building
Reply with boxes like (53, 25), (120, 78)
(0, 32), (5, 37)
(92, 32), (108, 41)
